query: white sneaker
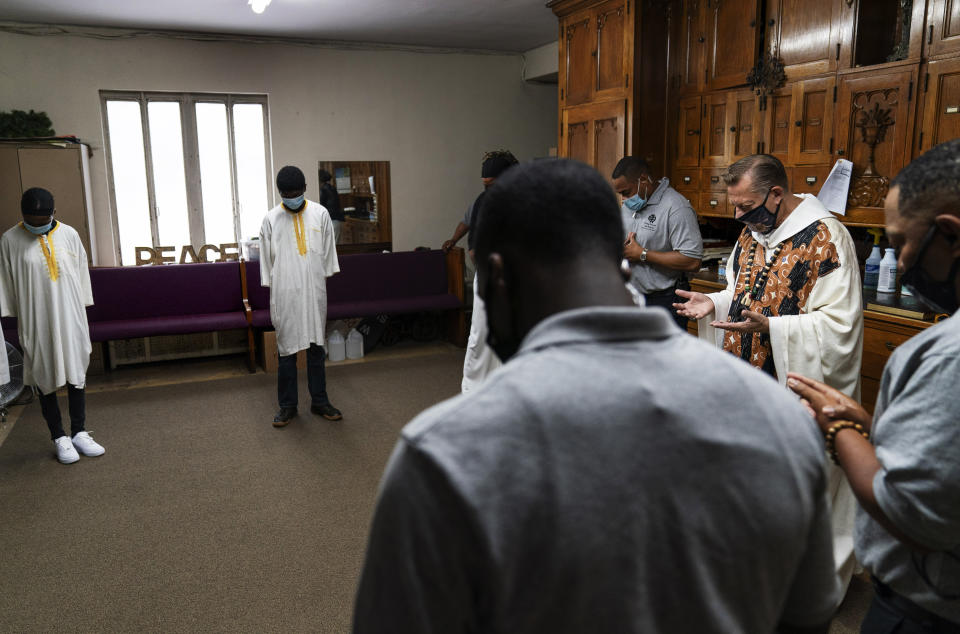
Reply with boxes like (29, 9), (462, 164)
(71, 431), (105, 457)
(54, 436), (80, 464)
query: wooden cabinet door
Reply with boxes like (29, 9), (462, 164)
(761, 86), (795, 164)
(927, 0), (960, 57)
(918, 58), (960, 154)
(706, 0), (760, 91)
(836, 67), (917, 190)
(562, 9), (594, 107)
(595, 0), (632, 101)
(728, 90), (760, 162)
(767, 0), (842, 80)
(789, 76), (836, 165)
(702, 92), (730, 166)
(679, 0), (707, 93)
(676, 95), (703, 167)
(560, 101), (628, 177)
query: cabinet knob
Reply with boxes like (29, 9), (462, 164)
(749, 20), (756, 27)
(698, 36), (705, 43)
(730, 126), (737, 132)
(795, 120), (802, 127)
(768, 19), (775, 26)
(837, 148), (845, 156)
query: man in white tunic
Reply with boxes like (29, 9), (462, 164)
(0, 188), (104, 464)
(260, 166), (341, 427)
(674, 154), (863, 592)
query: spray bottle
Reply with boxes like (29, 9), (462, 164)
(864, 228), (883, 290)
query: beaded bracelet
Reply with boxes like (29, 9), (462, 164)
(824, 421), (869, 465)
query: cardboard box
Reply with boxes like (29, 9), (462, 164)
(258, 330), (306, 373)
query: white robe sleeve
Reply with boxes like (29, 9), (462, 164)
(0, 237), (16, 318)
(78, 235), (93, 307)
(698, 244), (737, 348)
(767, 218), (863, 398)
(321, 212), (340, 277)
(259, 214), (273, 288)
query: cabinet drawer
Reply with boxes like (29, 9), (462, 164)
(702, 167), (727, 192)
(674, 168), (700, 192)
(791, 166), (830, 195)
(699, 191), (729, 217)
(861, 325), (913, 380)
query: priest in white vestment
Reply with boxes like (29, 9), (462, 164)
(260, 166), (341, 427)
(0, 188), (104, 464)
(675, 155), (864, 594)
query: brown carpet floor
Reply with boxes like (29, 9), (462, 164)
(0, 350), (463, 633)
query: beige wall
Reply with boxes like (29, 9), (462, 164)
(0, 30), (557, 265)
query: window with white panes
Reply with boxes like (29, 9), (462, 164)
(100, 92), (271, 265)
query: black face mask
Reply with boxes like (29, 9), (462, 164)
(900, 224), (960, 315)
(736, 188), (780, 234)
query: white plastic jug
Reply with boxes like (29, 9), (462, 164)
(346, 328), (364, 360)
(327, 330), (346, 362)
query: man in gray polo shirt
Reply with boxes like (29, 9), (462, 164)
(789, 139), (960, 632)
(612, 156), (703, 329)
(354, 159), (840, 634)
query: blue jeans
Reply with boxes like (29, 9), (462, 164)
(277, 344), (329, 409)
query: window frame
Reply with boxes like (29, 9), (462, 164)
(100, 90), (272, 264)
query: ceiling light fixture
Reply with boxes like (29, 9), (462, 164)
(249, 0), (271, 14)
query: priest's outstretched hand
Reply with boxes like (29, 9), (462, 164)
(673, 289), (714, 319)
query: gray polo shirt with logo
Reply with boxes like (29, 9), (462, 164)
(622, 178), (703, 293)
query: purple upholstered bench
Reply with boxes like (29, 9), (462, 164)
(86, 262), (248, 342)
(244, 249), (466, 341)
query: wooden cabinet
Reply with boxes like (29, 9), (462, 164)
(789, 76), (836, 165)
(552, 0), (668, 174)
(767, 0), (844, 80)
(918, 57), (960, 153)
(835, 67), (918, 186)
(702, 92), (730, 166)
(926, 0), (960, 58)
(559, 0), (632, 108)
(676, 95), (703, 167)
(561, 101), (628, 179)
(729, 89), (760, 161)
(679, 0), (707, 94)
(705, 0), (761, 91)
(760, 86), (795, 162)
(0, 142), (97, 264)
(861, 312), (931, 413)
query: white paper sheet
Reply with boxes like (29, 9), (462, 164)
(816, 159), (853, 216)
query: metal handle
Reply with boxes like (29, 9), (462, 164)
(885, 342), (897, 351)
(683, 176), (692, 183)
(929, 24), (934, 45)
(711, 176), (720, 183)
(709, 199), (719, 207)
(687, 129), (701, 136)
(805, 176), (817, 185)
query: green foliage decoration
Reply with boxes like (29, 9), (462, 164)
(0, 109), (56, 138)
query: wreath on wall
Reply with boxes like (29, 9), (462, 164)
(0, 109), (56, 138)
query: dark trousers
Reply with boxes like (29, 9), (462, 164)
(277, 343), (329, 409)
(643, 281), (690, 331)
(862, 579), (960, 634)
(38, 384), (85, 441)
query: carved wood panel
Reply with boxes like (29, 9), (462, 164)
(836, 68), (917, 207)
(560, 100), (627, 174)
(676, 95), (703, 167)
(767, 0), (841, 80)
(789, 76), (836, 165)
(596, 0), (629, 96)
(707, 0), (760, 91)
(919, 58), (960, 153)
(564, 10), (594, 107)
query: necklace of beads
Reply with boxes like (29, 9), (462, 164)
(743, 238), (785, 302)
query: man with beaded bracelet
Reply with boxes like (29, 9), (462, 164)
(788, 139), (960, 632)
(674, 154), (864, 591)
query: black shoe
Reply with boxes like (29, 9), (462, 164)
(311, 402), (342, 421)
(273, 407), (297, 427)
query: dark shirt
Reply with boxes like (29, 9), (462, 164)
(320, 183), (344, 222)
